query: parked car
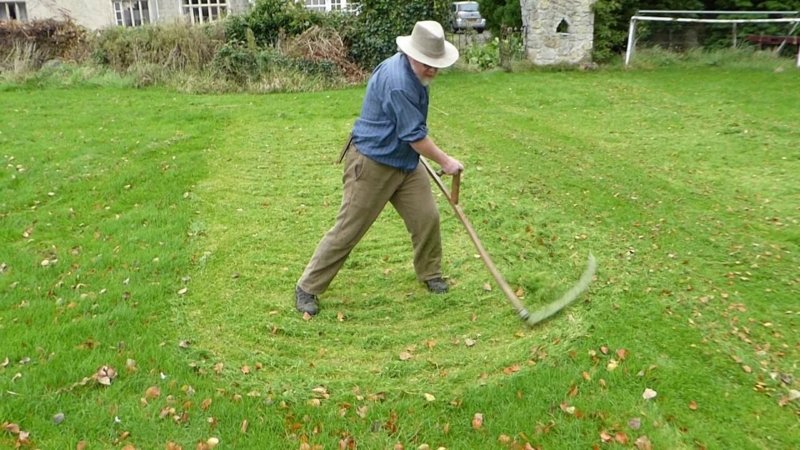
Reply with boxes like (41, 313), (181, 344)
(450, 1), (486, 33)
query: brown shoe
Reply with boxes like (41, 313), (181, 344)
(425, 277), (449, 294)
(295, 285), (319, 315)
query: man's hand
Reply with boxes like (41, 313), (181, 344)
(440, 156), (464, 175)
(410, 137), (464, 175)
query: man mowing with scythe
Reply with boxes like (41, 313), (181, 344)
(295, 21), (464, 316)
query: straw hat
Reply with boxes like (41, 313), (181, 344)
(396, 21), (459, 68)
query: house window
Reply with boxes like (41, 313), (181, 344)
(113, 1), (150, 27)
(304, 0), (325, 12)
(0, 2), (27, 21)
(303, 0), (357, 12)
(182, 0), (228, 24)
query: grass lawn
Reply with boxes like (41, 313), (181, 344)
(1, 66), (798, 449)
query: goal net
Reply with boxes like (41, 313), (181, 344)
(624, 10), (800, 68)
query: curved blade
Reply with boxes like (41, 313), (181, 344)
(522, 253), (597, 326)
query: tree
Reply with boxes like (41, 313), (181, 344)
(479, 0), (522, 35)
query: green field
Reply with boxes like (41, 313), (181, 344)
(1, 66), (798, 449)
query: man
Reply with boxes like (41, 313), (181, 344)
(295, 20), (464, 316)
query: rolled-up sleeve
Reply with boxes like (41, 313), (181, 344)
(386, 88), (428, 143)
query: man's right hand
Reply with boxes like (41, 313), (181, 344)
(441, 156), (464, 175)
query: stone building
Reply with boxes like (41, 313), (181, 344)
(520, 0), (597, 65)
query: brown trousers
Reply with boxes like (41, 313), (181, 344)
(297, 143), (442, 295)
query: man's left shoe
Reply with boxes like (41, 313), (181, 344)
(425, 277), (449, 294)
(295, 285), (320, 315)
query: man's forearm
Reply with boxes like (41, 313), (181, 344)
(411, 136), (463, 175)
(410, 136), (449, 166)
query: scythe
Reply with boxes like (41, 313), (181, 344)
(421, 158), (597, 326)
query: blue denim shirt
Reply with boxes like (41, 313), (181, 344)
(352, 52), (429, 171)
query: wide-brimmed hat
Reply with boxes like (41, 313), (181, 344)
(396, 21), (459, 68)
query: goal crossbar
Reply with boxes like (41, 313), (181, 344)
(624, 10), (800, 68)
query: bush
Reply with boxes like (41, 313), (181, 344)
(460, 33), (525, 70)
(240, 0), (324, 47)
(346, 0), (450, 69)
(0, 18), (89, 70)
(92, 21), (225, 73)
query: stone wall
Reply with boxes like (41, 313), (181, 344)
(520, 0), (597, 65)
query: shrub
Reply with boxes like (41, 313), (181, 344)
(212, 42), (260, 83)
(0, 18), (89, 69)
(92, 21), (225, 73)
(461, 33), (525, 70)
(346, 0), (450, 69)
(242, 0), (324, 47)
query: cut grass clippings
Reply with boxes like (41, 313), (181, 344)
(1, 66), (799, 449)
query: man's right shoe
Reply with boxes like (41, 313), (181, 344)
(425, 277), (449, 294)
(295, 285), (319, 315)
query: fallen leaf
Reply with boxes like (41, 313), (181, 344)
(634, 435), (653, 450)
(423, 393), (436, 402)
(145, 386), (161, 399)
(642, 388), (657, 400)
(464, 338), (476, 347)
(515, 287), (524, 298)
(616, 348), (629, 360)
(240, 419), (249, 433)
(177, 287), (188, 295)
(503, 364), (521, 375)
(567, 384), (579, 397)
(399, 351), (413, 361)
(206, 437), (220, 448)
(581, 371), (591, 381)
(689, 400), (698, 410)
(600, 430), (613, 442)
(337, 312), (345, 322)
(615, 432), (629, 444)
(125, 359), (138, 372)
(482, 283), (492, 291)
(53, 412), (65, 425)
(165, 442), (182, 450)
(94, 365), (117, 386)
(302, 312), (313, 321)
(471, 412), (484, 429)
(628, 417), (642, 430)
(742, 365), (752, 374)
(312, 386), (330, 398)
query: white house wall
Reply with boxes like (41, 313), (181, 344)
(22, 0), (252, 30)
(27, 0), (115, 29)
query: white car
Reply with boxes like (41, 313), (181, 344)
(450, 1), (486, 33)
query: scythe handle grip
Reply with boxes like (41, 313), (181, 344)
(451, 171), (461, 205)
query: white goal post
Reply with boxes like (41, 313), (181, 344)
(624, 10), (800, 68)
